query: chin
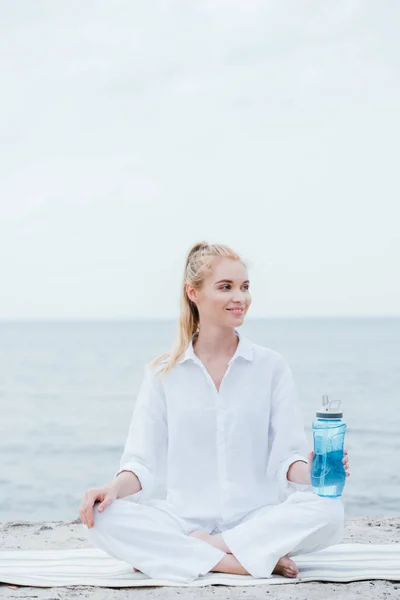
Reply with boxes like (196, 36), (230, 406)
(228, 315), (245, 324)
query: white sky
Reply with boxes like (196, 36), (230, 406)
(0, 0), (399, 319)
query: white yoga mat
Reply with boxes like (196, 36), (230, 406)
(0, 544), (399, 587)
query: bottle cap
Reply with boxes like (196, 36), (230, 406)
(316, 394), (343, 419)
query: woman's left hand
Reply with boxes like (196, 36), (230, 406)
(307, 449), (350, 478)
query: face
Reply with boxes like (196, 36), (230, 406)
(186, 257), (252, 327)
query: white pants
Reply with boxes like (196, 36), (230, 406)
(82, 491), (344, 583)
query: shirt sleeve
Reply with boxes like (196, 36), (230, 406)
(114, 364), (168, 501)
(267, 356), (311, 502)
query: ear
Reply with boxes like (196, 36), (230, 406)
(185, 283), (198, 304)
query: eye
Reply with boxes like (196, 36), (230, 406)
(219, 284), (250, 291)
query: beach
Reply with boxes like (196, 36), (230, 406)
(1, 516), (399, 599)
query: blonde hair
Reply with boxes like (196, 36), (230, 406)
(149, 241), (247, 375)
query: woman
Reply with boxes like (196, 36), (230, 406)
(79, 241), (350, 583)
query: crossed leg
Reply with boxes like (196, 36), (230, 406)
(83, 497), (225, 583)
(189, 491), (344, 578)
(189, 530), (298, 577)
(84, 491), (344, 581)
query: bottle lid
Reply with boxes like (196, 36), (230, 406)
(316, 394), (343, 419)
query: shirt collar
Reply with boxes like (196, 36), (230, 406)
(177, 328), (253, 365)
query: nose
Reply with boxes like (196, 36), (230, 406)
(232, 289), (246, 303)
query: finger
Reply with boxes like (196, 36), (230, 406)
(81, 492), (94, 527)
(82, 503), (94, 527)
(98, 496), (113, 512)
(78, 497), (87, 524)
(81, 508), (89, 527)
(87, 505), (94, 527)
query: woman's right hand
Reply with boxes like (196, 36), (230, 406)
(79, 483), (117, 528)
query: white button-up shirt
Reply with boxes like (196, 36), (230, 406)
(115, 328), (311, 523)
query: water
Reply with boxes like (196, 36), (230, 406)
(311, 449), (347, 498)
(311, 418), (347, 498)
(1, 318), (399, 522)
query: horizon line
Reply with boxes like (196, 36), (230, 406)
(0, 315), (399, 323)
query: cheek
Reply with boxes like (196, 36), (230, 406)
(215, 294), (228, 310)
(200, 293), (226, 314)
(210, 292), (227, 312)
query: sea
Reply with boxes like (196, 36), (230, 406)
(1, 318), (399, 523)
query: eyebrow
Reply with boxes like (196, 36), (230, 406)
(215, 279), (250, 284)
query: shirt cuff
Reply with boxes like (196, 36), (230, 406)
(114, 461), (155, 501)
(277, 453), (311, 502)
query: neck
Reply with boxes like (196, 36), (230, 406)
(193, 325), (239, 360)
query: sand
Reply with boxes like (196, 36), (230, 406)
(1, 516), (400, 599)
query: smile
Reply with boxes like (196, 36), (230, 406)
(226, 308), (244, 315)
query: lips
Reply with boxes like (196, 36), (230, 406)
(226, 308), (244, 314)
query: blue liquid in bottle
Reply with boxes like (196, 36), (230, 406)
(311, 395), (347, 498)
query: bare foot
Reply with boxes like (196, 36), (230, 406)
(189, 530), (231, 553)
(272, 555), (299, 578)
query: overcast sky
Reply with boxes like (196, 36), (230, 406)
(0, 1), (399, 319)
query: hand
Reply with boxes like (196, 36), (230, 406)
(78, 483), (118, 529)
(307, 448), (351, 478)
